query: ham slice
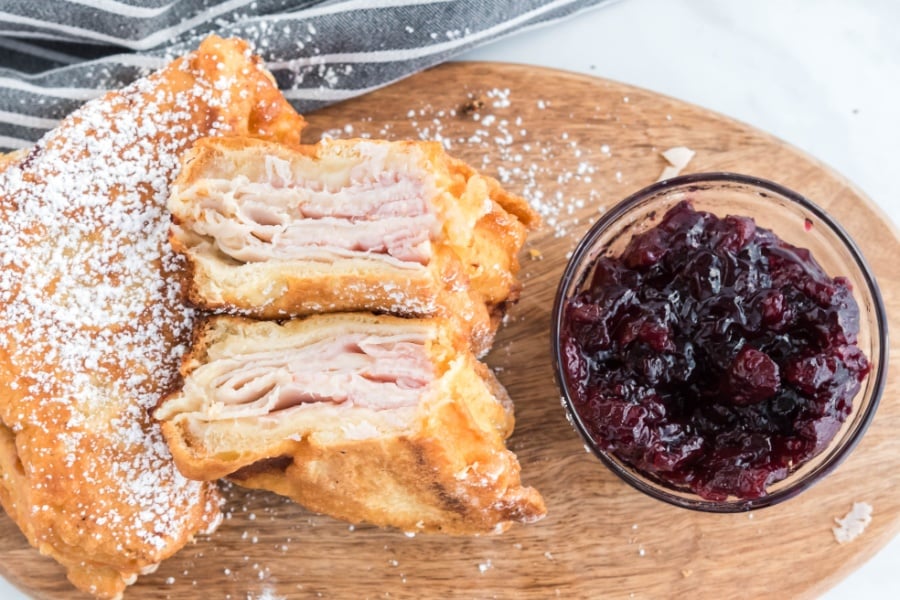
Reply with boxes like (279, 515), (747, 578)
(184, 331), (433, 421)
(181, 154), (438, 267)
(156, 314), (548, 535)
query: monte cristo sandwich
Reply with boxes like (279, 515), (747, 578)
(156, 314), (546, 534)
(0, 36), (304, 598)
(167, 136), (540, 354)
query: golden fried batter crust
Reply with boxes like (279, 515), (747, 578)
(167, 137), (539, 354)
(0, 36), (304, 599)
(157, 314), (546, 535)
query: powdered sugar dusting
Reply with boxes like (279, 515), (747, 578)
(0, 41), (284, 576)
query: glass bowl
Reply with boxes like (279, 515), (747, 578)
(551, 172), (888, 512)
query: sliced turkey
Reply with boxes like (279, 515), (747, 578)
(187, 332), (432, 420)
(180, 154), (438, 266)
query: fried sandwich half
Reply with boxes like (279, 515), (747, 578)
(167, 137), (539, 354)
(0, 35), (304, 599)
(156, 314), (546, 534)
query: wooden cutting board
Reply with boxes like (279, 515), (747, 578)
(2, 62), (898, 600)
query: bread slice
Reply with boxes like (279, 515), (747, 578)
(167, 137), (539, 354)
(0, 35), (304, 599)
(155, 314), (546, 534)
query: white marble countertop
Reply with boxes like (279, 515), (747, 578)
(459, 0), (900, 598)
(1, 0), (896, 598)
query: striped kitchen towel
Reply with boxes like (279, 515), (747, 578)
(0, 0), (614, 149)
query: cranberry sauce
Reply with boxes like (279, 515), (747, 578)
(561, 201), (870, 500)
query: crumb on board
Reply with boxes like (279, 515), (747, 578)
(460, 95), (485, 116)
(833, 502), (873, 544)
(528, 248), (543, 261)
(657, 146), (696, 181)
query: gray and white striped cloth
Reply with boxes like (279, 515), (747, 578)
(0, 0), (614, 150)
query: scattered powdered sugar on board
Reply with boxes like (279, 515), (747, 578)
(319, 89), (602, 238)
(833, 502), (873, 544)
(477, 558), (493, 574)
(253, 588), (287, 600)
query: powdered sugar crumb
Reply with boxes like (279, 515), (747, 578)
(477, 558), (493, 574)
(833, 502), (873, 543)
(253, 587), (286, 600)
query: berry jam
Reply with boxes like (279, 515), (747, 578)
(561, 201), (870, 500)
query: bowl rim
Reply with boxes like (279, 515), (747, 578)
(550, 171), (889, 512)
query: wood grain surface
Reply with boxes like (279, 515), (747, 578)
(1, 62), (898, 600)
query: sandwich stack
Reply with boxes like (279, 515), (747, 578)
(157, 134), (547, 534)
